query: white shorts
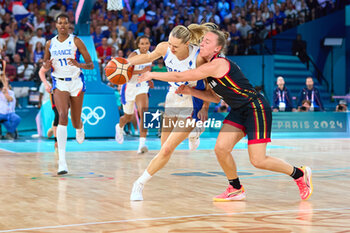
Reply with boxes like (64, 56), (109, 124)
(164, 91), (194, 119)
(52, 73), (85, 97)
(121, 81), (149, 115)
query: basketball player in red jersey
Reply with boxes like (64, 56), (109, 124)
(139, 30), (313, 201)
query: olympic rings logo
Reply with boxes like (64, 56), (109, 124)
(68, 106), (106, 126)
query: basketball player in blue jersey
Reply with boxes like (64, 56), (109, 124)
(140, 30), (313, 201)
(128, 23), (214, 201)
(43, 14), (94, 175)
(115, 36), (154, 154)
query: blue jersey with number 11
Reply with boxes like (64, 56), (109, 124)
(50, 34), (81, 78)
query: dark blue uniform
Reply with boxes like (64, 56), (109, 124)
(207, 56), (272, 144)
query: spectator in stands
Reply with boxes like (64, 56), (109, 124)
(33, 11), (45, 31)
(298, 99), (311, 112)
(108, 31), (122, 52)
(218, 0), (230, 19)
(298, 0), (310, 23)
(272, 76), (296, 112)
(92, 26), (103, 47)
(238, 17), (252, 54)
(335, 100), (348, 112)
(12, 54), (25, 81)
(307, 0), (320, 20)
(29, 28), (46, 54)
(116, 18), (127, 39)
(101, 20), (113, 38)
(4, 56), (16, 82)
(265, 11), (277, 37)
(117, 49), (124, 58)
(22, 57), (35, 81)
(0, 81), (21, 139)
(96, 37), (112, 65)
(143, 27), (156, 47)
(6, 25), (16, 58)
(121, 11), (131, 31)
(122, 31), (136, 54)
(250, 13), (266, 44)
(48, 0), (64, 19)
(209, 8), (221, 25)
(15, 29), (28, 60)
(32, 42), (44, 63)
(297, 77), (324, 111)
(261, 5), (270, 21)
(228, 23), (241, 55)
(1, 13), (12, 31)
(274, 6), (286, 33)
(285, 2), (298, 28)
(292, 34), (309, 68)
(270, 0), (281, 13)
(128, 14), (139, 35)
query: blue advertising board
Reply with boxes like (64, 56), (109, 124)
(272, 112), (348, 132)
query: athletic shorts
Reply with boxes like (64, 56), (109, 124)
(121, 81), (149, 115)
(223, 96), (272, 145)
(164, 91), (195, 119)
(52, 73), (85, 97)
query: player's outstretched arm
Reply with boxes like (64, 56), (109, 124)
(176, 85), (221, 103)
(139, 59), (226, 83)
(128, 51), (153, 75)
(127, 42), (168, 65)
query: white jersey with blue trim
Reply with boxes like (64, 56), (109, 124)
(50, 34), (81, 78)
(163, 44), (200, 93)
(129, 49), (152, 84)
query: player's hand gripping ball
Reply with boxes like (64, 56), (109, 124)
(105, 57), (134, 85)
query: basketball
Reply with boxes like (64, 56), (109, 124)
(105, 57), (134, 85)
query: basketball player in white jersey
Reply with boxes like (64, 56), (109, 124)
(115, 36), (153, 154)
(43, 14), (94, 175)
(127, 23), (217, 201)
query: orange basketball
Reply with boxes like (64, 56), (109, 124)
(105, 57), (134, 85)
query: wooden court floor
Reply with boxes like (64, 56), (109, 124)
(0, 138), (350, 232)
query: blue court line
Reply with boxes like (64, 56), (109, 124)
(0, 137), (290, 153)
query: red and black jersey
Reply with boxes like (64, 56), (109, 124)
(207, 56), (260, 109)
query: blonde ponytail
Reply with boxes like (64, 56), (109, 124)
(209, 29), (229, 54)
(170, 23), (219, 45)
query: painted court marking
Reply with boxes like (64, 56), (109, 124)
(0, 207), (349, 232)
(0, 148), (15, 153)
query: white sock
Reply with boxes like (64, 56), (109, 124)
(118, 124), (124, 130)
(137, 170), (152, 184)
(139, 137), (146, 147)
(76, 124), (84, 132)
(57, 125), (67, 164)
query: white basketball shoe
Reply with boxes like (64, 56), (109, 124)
(130, 181), (144, 201)
(76, 125), (85, 144)
(188, 126), (205, 151)
(115, 123), (124, 144)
